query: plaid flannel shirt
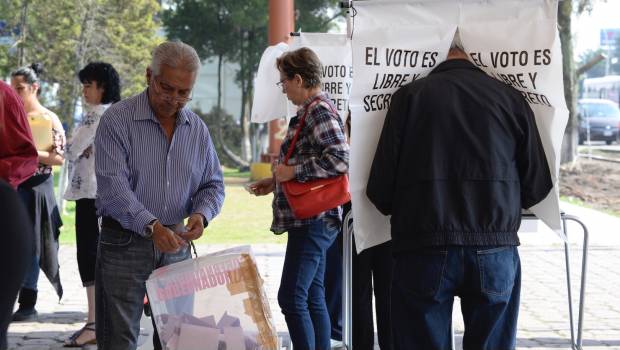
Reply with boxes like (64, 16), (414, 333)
(271, 92), (349, 234)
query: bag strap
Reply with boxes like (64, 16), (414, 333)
(283, 96), (338, 165)
(190, 241), (198, 259)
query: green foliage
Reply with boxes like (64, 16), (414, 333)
(295, 0), (341, 33)
(101, 1), (162, 98)
(0, 0), (24, 78)
(163, 0), (342, 163)
(162, 0), (342, 98)
(162, 1), (235, 60)
(0, 0), (160, 129)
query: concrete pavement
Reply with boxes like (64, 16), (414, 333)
(7, 201), (620, 349)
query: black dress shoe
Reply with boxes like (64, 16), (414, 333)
(11, 307), (38, 322)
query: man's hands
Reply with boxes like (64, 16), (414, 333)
(181, 213), (205, 241)
(152, 214), (204, 252)
(152, 221), (186, 253)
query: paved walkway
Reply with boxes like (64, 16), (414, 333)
(7, 201), (620, 349)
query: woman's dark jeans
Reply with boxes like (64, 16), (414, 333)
(324, 230), (343, 341)
(278, 219), (339, 350)
(17, 182), (39, 291)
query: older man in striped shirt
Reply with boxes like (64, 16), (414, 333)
(94, 41), (225, 350)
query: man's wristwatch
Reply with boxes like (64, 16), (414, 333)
(199, 214), (208, 228)
(144, 219), (157, 239)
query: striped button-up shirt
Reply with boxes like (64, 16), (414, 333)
(271, 92), (349, 233)
(95, 90), (224, 236)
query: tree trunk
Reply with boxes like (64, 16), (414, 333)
(17, 0), (29, 66)
(217, 53), (222, 110)
(215, 52), (248, 167)
(241, 92), (252, 162)
(216, 128), (249, 167)
(67, 0), (96, 129)
(237, 30), (252, 162)
(559, 0), (577, 164)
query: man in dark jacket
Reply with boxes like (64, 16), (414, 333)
(367, 45), (553, 350)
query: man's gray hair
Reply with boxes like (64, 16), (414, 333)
(150, 41), (200, 76)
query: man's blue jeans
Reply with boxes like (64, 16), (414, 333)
(95, 226), (190, 350)
(392, 246), (521, 350)
(278, 219), (339, 350)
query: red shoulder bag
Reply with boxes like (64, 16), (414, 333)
(281, 98), (350, 219)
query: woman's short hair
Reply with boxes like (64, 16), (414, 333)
(276, 47), (322, 88)
(78, 62), (121, 104)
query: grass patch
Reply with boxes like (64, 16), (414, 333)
(59, 201), (76, 244)
(222, 167), (251, 179)
(195, 184), (286, 244)
(57, 168), (285, 244)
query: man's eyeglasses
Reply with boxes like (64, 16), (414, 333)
(151, 76), (193, 104)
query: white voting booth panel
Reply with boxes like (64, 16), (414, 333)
(349, 0), (568, 253)
(251, 42), (290, 124)
(251, 33), (353, 124)
(289, 33), (353, 122)
(349, 1), (457, 252)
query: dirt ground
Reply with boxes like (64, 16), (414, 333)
(560, 158), (620, 216)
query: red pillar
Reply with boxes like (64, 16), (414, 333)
(266, 0), (294, 161)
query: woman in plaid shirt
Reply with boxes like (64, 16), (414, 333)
(250, 47), (349, 350)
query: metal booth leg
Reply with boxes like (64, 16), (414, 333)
(562, 214), (589, 350)
(342, 211), (354, 350)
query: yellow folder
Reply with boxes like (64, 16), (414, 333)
(27, 112), (53, 151)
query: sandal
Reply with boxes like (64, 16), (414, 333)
(64, 322), (96, 347)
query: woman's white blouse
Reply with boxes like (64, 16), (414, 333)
(63, 103), (110, 200)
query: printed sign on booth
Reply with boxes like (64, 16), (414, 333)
(349, 1), (458, 252)
(289, 33), (353, 122)
(349, 0), (567, 253)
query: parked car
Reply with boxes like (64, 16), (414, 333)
(577, 98), (620, 145)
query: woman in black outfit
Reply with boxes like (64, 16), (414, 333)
(0, 180), (33, 350)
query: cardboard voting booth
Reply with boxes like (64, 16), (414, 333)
(146, 246), (278, 350)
